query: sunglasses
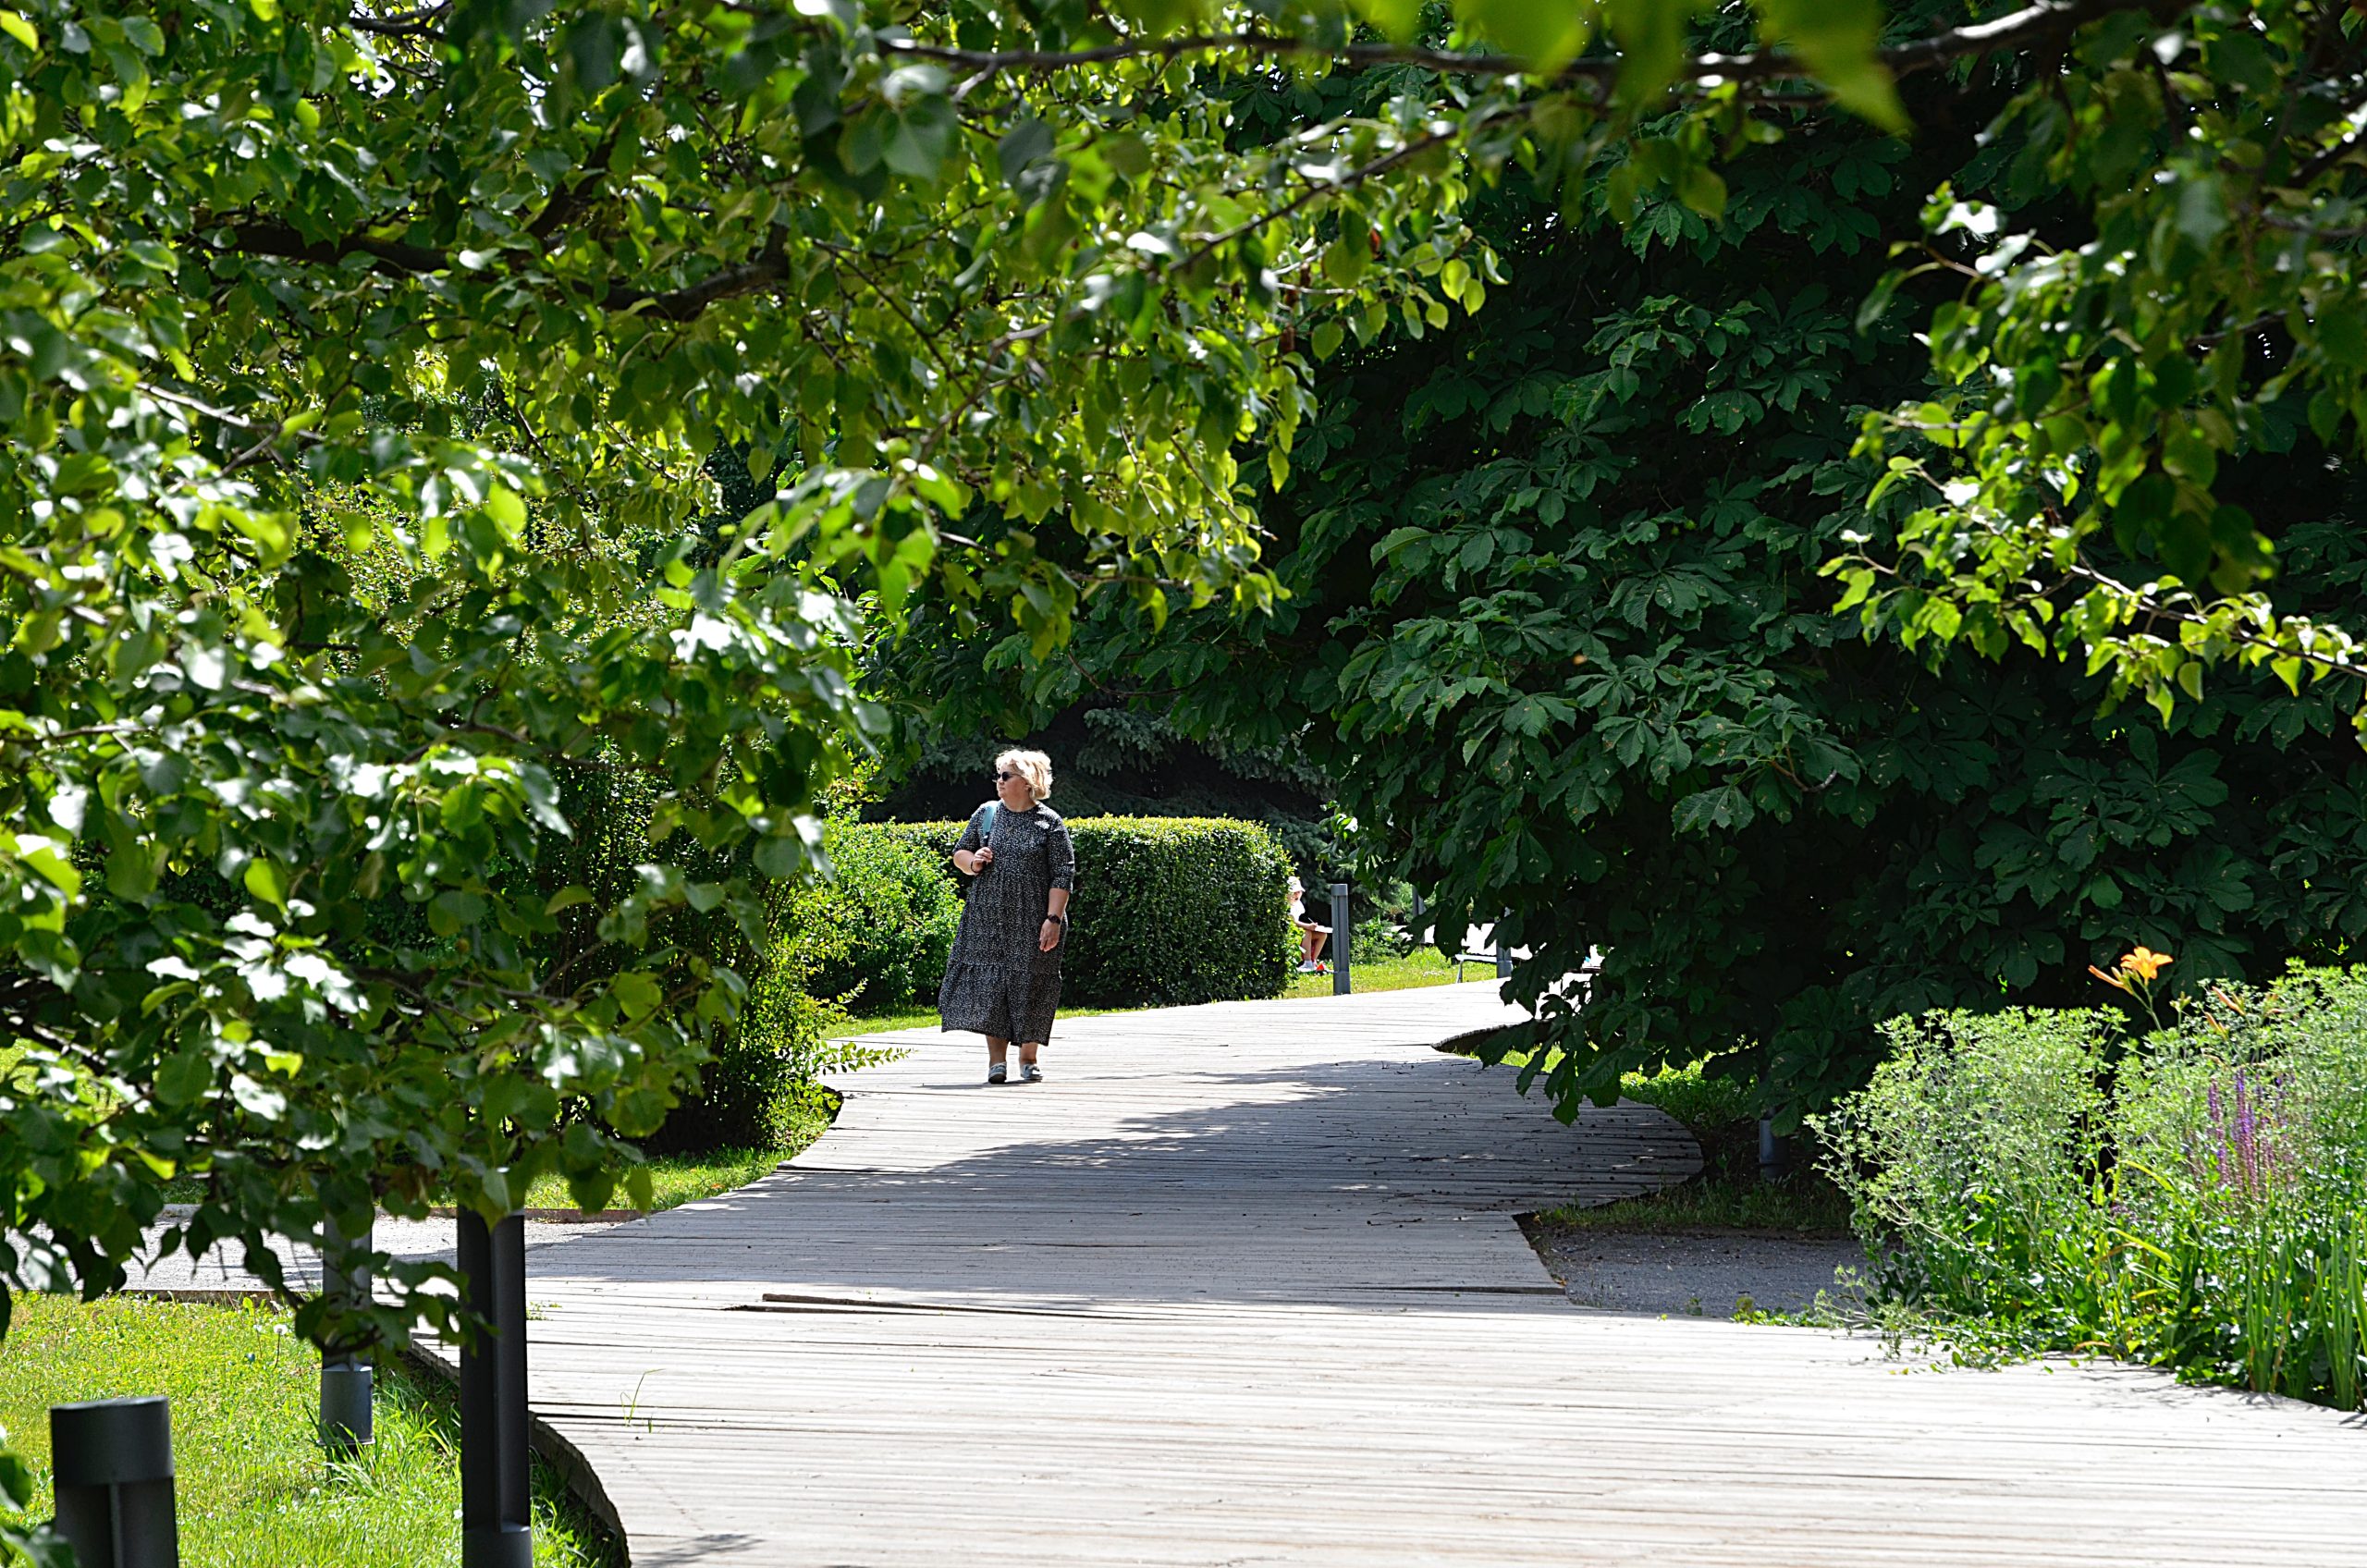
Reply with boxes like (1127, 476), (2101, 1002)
(994, 769), (1018, 783)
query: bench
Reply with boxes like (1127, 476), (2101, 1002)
(1450, 925), (1603, 990)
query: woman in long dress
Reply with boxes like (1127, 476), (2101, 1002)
(938, 748), (1074, 1084)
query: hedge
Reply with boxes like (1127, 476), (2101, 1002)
(865, 815), (1297, 1010)
(774, 822), (963, 1012)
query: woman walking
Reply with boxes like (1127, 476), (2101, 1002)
(939, 748), (1074, 1084)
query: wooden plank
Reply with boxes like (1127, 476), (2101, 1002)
(463, 982), (2366, 1566)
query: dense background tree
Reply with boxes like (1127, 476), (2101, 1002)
(880, 12), (2367, 1124)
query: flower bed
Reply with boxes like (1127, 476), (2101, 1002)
(1817, 962), (2367, 1409)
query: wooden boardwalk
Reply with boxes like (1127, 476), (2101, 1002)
(517, 984), (2367, 1566)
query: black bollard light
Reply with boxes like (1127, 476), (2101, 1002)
(51, 1396), (178, 1568)
(457, 1209), (533, 1568)
(1759, 1114), (1787, 1181)
(320, 1213), (374, 1455)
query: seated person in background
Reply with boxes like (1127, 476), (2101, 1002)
(1286, 876), (1331, 974)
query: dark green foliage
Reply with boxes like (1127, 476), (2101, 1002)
(640, 948), (849, 1156)
(880, 70), (2367, 1128)
(779, 824), (963, 1013)
(866, 818), (1296, 1009)
(1351, 917), (1410, 966)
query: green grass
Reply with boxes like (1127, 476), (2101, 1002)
(164, 1140), (820, 1219)
(1282, 946), (1463, 998)
(1466, 1057), (1856, 1236)
(517, 1146), (785, 1212)
(0, 1294), (617, 1567)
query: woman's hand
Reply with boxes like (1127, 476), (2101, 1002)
(958, 846), (994, 875)
(1040, 917), (1063, 952)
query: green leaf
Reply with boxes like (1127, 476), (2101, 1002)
(1756, 0), (1907, 132)
(998, 118), (1054, 186)
(1605, 0), (1697, 103)
(243, 855), (288, 910)
(611, 972), (664, 1019)
(156, 1049), (215, 1106)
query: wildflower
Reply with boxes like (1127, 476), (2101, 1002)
(2198, 1066), (2304, 1206)
(2091, 945), (2174, 1029)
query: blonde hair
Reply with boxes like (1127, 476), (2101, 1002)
(996, 748), (1054, 802)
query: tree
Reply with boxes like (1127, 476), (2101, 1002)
(1837, 0), (2367, 724)
(877, 6), (2367, 1126)
(4, 0), (1956, 1362)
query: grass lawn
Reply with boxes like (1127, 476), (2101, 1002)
(515, 1146), (786, 1213)
(1480, 1056), (1856, 1235)
(1282, 946), (1462, 998)
(0, 1294), (616, 1567)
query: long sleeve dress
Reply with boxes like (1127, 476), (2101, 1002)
(937, 801), (1076, 1044)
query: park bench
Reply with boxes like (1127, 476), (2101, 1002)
(1450, 924), (1604, 991)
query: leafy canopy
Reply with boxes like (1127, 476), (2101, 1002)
(1840, 0), (2367, 726)
(0, 0), (1941, 1351)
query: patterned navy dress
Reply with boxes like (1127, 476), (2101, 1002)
(938, 801), (1076, 1044)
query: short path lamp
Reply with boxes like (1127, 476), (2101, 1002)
(458, 1208), (533, 1568)
(319, 1214), (374, 1456)
(1330, 882), (1353, 995)
(50, 1395), (178, 1568)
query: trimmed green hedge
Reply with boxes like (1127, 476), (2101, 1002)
(866, 815), (1296, 1010)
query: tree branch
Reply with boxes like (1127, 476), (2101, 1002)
(606, 242), (794, 322)
(882, 0), (2170, 91)
(346, 3), (450, 41)
(225, 219), (448, 276)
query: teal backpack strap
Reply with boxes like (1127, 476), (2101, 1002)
(978, 802), (998, 843)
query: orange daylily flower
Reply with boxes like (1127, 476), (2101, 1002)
(2119, 947), (2172, 983)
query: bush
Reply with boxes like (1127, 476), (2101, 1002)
(548, 766), (869, 1157)
(1816, 964), (2367, 1410)
(865, 815), (1296, 1009)
(776, 823), (963, 1012)
(1351, 916), (1410, 965)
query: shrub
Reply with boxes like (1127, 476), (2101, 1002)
(1816, 964), (2367, 1410)
(640, 943), (860, 1155)
(546, 766), (872, 1156)
(776, 823), (963, 1012)
(1351, 916), (1410, 965)
(866, 815), (1295, 1009)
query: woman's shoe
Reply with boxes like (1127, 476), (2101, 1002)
(1021, 1062), (1044, 1084)
(987, 1063), (1008, 1085)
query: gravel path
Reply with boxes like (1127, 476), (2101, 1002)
(1530, 1227), (1866, 1318)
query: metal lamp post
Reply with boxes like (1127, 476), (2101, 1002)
(51, 1396), (178, 1568)
(1330, 881), (1352, 995)
(458, 1209), (533, 1568)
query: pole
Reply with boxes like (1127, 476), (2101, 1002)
(458, 1209), (533, 1568)
(320, 1214), (374, 1455)
(1493, 914), (1508, 978)
(1759, 1115), (1786, 1181)
(1331, 881), (1352, 995)
(51, 1396), (178, 1568)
